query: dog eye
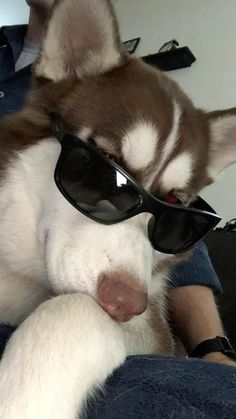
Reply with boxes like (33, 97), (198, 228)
(88, 138), (117, 162)
(103, 152), (116, 162)
(164, 194), (181, 204)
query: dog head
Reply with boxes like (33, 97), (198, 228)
(6, 0), (236, 321)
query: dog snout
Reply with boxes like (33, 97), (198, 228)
(96, 271), (147, 322)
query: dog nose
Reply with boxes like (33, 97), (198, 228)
(97, 271), (147, 322)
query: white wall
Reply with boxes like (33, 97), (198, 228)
(0, 0), (118, 26)
(0, 0), (29, 26)
(115, 0), (236, 224)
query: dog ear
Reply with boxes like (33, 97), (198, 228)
(35, 0), (126, 81)
(207, 108), (236, 179)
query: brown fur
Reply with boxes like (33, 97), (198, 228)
(148, 296), (175, 354)
(0, 58), (211, 197)
(1, 0), (236, 359)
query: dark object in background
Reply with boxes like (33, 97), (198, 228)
(216, 219), (236, 232)
(205, 220), (236, 350)
(158, 39), (179, 53)
(123, 37), (141, 54)
(142, 46), (196, 71)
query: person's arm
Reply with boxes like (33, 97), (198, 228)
(169, 243), (236, 366)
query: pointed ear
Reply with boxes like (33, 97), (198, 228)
(35, 0), (126, 81)
(207, 108), (236, 179)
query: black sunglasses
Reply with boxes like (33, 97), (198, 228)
(51, 116), (221, 254)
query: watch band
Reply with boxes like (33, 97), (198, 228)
(189, 336), (236, 360)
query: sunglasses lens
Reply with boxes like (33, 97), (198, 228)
(58, 145), (141, 222)
(148, 210), (216, 253)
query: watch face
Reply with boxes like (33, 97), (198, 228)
(220, 336), (232, 350)
(218, 336), (236, 360)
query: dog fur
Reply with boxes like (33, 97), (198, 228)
(0, 1), (236, 418)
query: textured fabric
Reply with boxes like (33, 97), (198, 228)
(1, 326), (236, 419)
(0, 25), (32, 118)
(170, 241), (223, 294)
(85, 355), (236, 419)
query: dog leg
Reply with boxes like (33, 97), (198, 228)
(0, 293), (126, 419)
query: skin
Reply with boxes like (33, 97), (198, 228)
(25, 0), (55, 44)
(20, 0), (236, 366)
(169, 285), (235, 365)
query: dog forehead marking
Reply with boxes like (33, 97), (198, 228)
(77, 127), (93, 140)
(158, 101), (182, 173)
(161, 152), (193, 191)
(143, 101), (182, 190)
(121, 121), (158, 171)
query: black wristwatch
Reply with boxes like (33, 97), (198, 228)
(189, 336), (236, 360)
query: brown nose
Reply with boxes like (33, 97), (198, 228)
(97, 271), (147, 322)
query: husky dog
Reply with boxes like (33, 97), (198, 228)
(0, 1), (235, 418)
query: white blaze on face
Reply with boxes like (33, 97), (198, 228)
(143, 101), (182, 190)
(122, 121), (158, 171)
(77, 127), (93, 140)
(161, 152), (193, 191)
(158, 101), (182, 171)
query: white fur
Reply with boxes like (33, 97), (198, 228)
(0, 294), (126, 419)
(144, 101), (182, 189)
(159, 101), (182, 171)
(122, 121), (158, 171)
(0, 139), (59, 283)
(1, 0), (235, 410)
(77, 126), (93, 140)
(0, 260), (50, 325)
(0, 3), (180, 415)
(36, 0), (121, 81)
(208, 114), (236, 178)
(0, 138), (171, 418)
(0, 137), (170, 307)
(161, 152), (193, 191)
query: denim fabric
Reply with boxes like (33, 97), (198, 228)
(0, 25), (32, 119)
(170, 242), (223, 294)
(1, 326), (236, 419)
(0, 325), (16, 359)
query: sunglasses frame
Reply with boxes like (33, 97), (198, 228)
(53, 130), (221, 253)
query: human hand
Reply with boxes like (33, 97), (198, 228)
(202, 352), (236, 366)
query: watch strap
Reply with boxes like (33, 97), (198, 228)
(189, 336), (236, 360)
